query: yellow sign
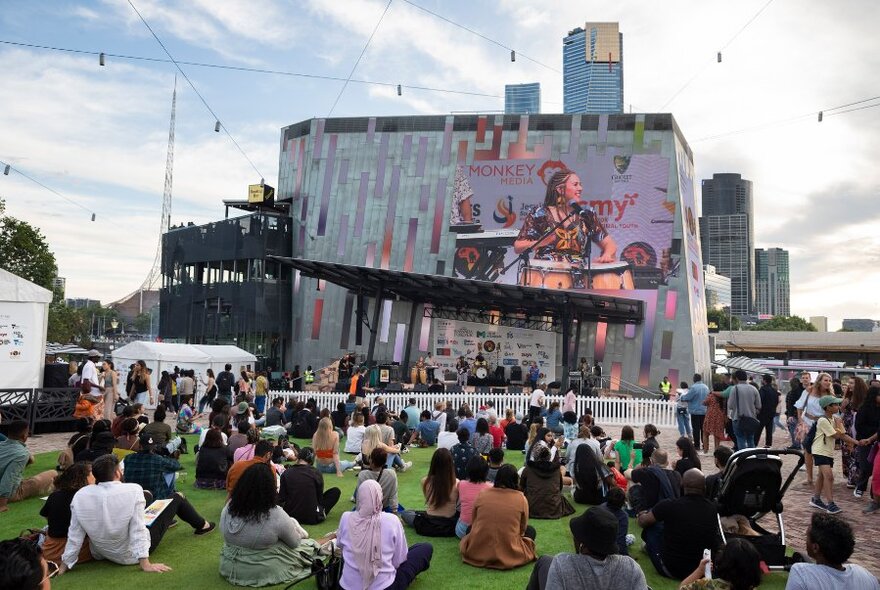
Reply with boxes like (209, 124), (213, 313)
(248, 184), (264, 203)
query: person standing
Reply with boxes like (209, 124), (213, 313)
(527, 362), (540, 392)
(728, 369), (761, 450)
(785, 376), (805, 450)
(101, 360), (119, 420)
(215, 363), (236, 404)
(810, 395), (858, 514)
(854, 385), (880, 500)
(658, 376), (672, 399)
(254, 371), (269, 414)
(303, 365), (315, 388)
(199, 368), (216, 414)
(757, 374), (781, 448)
(528, 383), (546, 424)
(673, 381), (692, 439)
(81, 350), (105, 397)
(797, 372), (828, 488)
(456, 356), (469, 389)
(425, 352), (437, 384)
(680, 373), (709, 452)
(127, 360), (153, 406)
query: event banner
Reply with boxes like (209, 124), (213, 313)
(0, 302), (31, 362)
(450, 155), (673, 293)
(432, 318), (557, 383)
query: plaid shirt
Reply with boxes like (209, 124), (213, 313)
(122, 452), (180, 500)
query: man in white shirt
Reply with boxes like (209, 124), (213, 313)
(59, 454), (214, 576)
(81, 350), (104, 394)
(528, 384), (546, 424)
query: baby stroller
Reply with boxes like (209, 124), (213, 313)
(713, 448), (804, 570)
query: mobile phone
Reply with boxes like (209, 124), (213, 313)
(703, 548), (712, 579)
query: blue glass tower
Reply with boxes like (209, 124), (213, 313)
(563, 23), (624, 114)
(505, 83), (541, 114)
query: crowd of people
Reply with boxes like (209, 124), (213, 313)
(1, 365), (879, 590)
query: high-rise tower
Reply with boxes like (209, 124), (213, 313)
(563, 22), (623, 114)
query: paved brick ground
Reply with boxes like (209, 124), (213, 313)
(23, 418), (880, 572)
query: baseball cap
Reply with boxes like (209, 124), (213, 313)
(87, 349), (101, 358)
(138, 432), (155, 447)
(818, 395), (843, 409)
(237, 401), (249, 414)
(569, 507), (619, 556)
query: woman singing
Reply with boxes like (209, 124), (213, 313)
(514, 169), (617, 264)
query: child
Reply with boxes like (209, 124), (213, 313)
(486, 447), (504, 483)
(601, 486), (631, 555)
(810, 395), (858, 514)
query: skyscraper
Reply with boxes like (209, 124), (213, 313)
(755, 247), (790, 317)
(505, 83), (541, 114)
(563, 22), (623, 114)
(699, 173), (755, 317)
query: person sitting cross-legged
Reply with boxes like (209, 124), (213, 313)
(194, 428), (229, 490)
(0, 420), (56, 512)
(278, 446), (341, 525)
(123, 432), (184, 500)
(58, 454), (214, 576)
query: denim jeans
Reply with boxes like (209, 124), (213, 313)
(642, 522), (672, 577)
(786, 416), (802, 449)
(733, 419), (756, 450)
(676, 411), (692, 437)
(317, 460), (355, 474)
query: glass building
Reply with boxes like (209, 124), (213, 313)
(505, 83), (541, 114)
(699, 173), (755, 317)
(563, 23), (624, 114)
(755, 247), (790, 317)
(704, 265), (732, 311)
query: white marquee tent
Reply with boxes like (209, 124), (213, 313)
(0, 268), (53, 389)
(112, 341), (257, 407)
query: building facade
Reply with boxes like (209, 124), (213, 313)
(810, 316), (828, 332)
(755, 247), (790, 317)
(842, 318), (880, 332)
(277, 113), (709, 388)
(704, 265), (732, 311)
(563, 23), (624, 114)
(505, 83), (541, 114)
(699, 173), (755, 317)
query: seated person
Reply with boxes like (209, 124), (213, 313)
(437, 418), (460, 450)
(672, 436), (702, 477)
(194, 429), (229, 489)
(629, 449), (681, 512)
(39, 462), (94, 564)
(139, 405), (184, 455)
(461, 464), (536, 570)
(505, 416), (529, 451)
(527, 505), (645, 590)
(637, 469), (720, 580)
(265, 397), (288, 428)
(704, 446), (733, 500)
(785, 512), (880, 589)
(487, 447), (504, 483)
(75, 430), (116, 463)
(197, 414), (229, 449)
(175, 394), (202, 435)
(232, 428), (261, 462)
(337, 479), (433, 590)
(279, 447), (341, 524)
(226, 440), (275, 496)
(59, 454), (214, 575)
(600, 486), (630, 556)
(114, 418), (142, 453)
(470, 418), (494, 455)
(401, 448), (459, 536)
(488, 415), (505, 449)
(544, 401), (563, 434)
(122, 432), (183, 500)
(220, 462), (324, 587)
(226, 418), (251, 459)
(679, 537), (763, 590)
(110, 405), (134, 438)
(312, 417), (355, 476)
(520, 445), (575, 519)
(0, 421), (57, 511)
(331, 402), (349, 436)
(410, 411), (440, 447)
(343, 411), (367, 454)
(362, 424), (410, 471)
(356, 448), (399, 512)
(58, 418), (93, 471)
(570, 442), (616, 506)
(455, 455), (493, 538)
(289, 401), (318, 439)
(451, 428), (479, 481)
(0, 538), (55, 590)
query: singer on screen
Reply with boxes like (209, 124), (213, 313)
(513, 169), (617, 263)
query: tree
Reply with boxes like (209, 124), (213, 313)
(47, 303), (91, 345)
(134, 312), (152, 334)
(707, 307), (740, 331)
(0, 198), (57, 290)
(748, 315), (817, 332)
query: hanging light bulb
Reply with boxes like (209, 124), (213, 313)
(717, 52), (722, 63)
(818, 111), (823, 122)
(99, 52), (106, 66)
(3, 164), (9, 175)
(91, 213), (96, 222)
(397, 84), (402, 96)
(511, 50), (516, 62)
(214, 120), (221, 132)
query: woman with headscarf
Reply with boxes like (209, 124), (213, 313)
(337, 479), (433, 590)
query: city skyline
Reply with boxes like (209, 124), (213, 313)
(562, 22), (624, 114)
(0, 1), (878, 329)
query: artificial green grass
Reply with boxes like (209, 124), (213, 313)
(0, 436), (790, 590)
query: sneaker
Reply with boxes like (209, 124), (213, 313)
(352, 465), (362, 472)
(854, 489), (864, 499)
(798, 465), (807, 472)
(825, 502), (842, 515)
(400, 461), (413, 472)
(809, 496), (828, 510)
(401, 447), (410, 454)
(863, 501), (880, 514)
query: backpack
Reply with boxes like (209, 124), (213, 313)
(216, 371), (234, 393)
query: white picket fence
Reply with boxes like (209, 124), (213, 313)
(267, 390), (676, 429)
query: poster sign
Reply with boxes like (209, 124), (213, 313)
(0, 303), (31, 362)
(432, 318), (557, 383)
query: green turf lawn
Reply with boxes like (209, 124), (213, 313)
(0, 436), (789, 590)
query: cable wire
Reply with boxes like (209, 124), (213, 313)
(328, 0), (393, 117)
(399, 0), (560, 74)
(0, 159), (96, 217)
(0, 39), (506, 100)
(126, 0), (264, 179)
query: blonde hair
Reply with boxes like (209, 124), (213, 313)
(505, 408), (515, 421)
(362, 424), (383, 457)
(527, 423), (540, 446)
(813, 372), (833, 396)
(351, 411), (364, 426)
(312, 417), (335, 451)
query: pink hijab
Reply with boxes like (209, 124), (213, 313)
(347, 479), (384, 589)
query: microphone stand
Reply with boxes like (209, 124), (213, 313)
(581, 216), (594, 290)
(501, 208), (580, 281)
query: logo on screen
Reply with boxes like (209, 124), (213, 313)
(492, 195), (517, 227)
(536, 160), (567, 185)
(613, 155), (631, 175)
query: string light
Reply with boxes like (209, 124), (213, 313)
(0, 159), (96, 219)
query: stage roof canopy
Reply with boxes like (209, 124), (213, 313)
(270, 257), (644, 326)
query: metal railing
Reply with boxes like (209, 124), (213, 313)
(267, 389), (676, 429)
(0, 388), (80, 432)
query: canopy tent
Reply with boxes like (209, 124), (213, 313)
(112, 341), (256, 407)
(712, 355), (774, 376)
(0, 268), (53, 389)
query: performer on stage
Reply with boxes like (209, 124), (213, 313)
(513, 169), (617, 264)
(425, 353), (437, 383)
(339, 354), (353, 380)
(456, 356), (469, 388)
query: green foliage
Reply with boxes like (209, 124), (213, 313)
(47, 302), (91, 345)
(707, 307), (740, 331)
(0, 197), (57, 290)
(748, 315), (817, 332)
(134, 311), (152, 333)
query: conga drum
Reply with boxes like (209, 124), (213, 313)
(585, 262), (635, 290)
(519, 260), (576, 290)
(418, 368), (428, 384)
(410, 366), (419, 384)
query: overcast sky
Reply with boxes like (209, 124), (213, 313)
(1, 0), (878, 329)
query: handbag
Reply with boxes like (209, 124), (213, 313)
(285, 551), (343, 590)
(733, 385), (760, 435)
